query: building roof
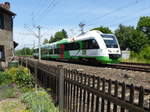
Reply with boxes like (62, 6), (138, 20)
(0, 6), (16, 16)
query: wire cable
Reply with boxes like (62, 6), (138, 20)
(86, 0), (140, 27)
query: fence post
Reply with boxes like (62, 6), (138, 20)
(58, 65), (64, 111)
(20, 58), (22, 66)
(34, 61), (38, 92)
(25, 58), (28, 68)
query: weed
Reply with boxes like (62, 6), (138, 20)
(21, 89), (59, 112)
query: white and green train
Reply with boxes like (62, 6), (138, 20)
(33, 30), (121, 64)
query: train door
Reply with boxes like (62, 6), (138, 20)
(0, 45), (5, 61)
(82, 40), (88, 55)
(60, 44), (64, 58)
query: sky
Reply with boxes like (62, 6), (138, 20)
(1, 0), (150, 49)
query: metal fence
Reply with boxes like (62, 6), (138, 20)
(19, 57), (150, 112)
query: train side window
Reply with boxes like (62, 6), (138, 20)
(89, 39), (99, 49)
(82, 40), (88, 49)
(64, 42), (80, 51)
(54, 48), (60, 54)
(82, 39), (99, 49)
(49, 49), (53, 54)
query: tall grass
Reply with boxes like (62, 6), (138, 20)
(21, 89), (59, 112)
(122, 46), (150, 63)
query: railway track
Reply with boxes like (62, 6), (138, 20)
(120, 62), (150, 66)
(107, 62), (150, 73)
(20, 57), (150, 73)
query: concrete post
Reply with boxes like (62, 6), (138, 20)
(25, 58), (28, 67)
(34, 61), (38, 92)
(58, 65), (64, 111)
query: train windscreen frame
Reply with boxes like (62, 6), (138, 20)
(101, 34), (118, 48)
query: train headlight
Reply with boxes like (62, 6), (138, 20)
(117, 50), (119, 52)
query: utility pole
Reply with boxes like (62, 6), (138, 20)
(24, 24), (42, 61)
(24, 44), (26, 56)
(79, 22), (85, 34)
(37, 25), (41, 61)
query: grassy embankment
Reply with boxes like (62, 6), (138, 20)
(121, 46), (150, 64)
(0, 66), (58, 112)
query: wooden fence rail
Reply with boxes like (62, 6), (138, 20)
(19, 57), (150, 112)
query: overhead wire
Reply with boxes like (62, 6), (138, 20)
(33, 0), (57, 22)
(38, 0), (59, 24)
(103, 3), (150, 27)
(108, 9), (150, 28)
(31, 0), (48, 19)
(86, 0), (140, 27)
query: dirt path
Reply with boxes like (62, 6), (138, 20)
(0, 98), (26, 112)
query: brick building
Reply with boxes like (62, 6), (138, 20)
(0, 2), (16, 63)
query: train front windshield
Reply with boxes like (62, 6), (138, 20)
(101, 34), (118, 48)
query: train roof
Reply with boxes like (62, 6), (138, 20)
(37, 30), (113, 49)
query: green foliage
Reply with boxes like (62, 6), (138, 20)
(0, 72), (12, 85)
(137, 16), (150, 35)
(137, 16), (150, 44)
(5, 67), (30, 81)
(115, 24), (148, 53)
(43, 39), (49, 44)
(15, 48), (34, 56)
(21, 89), (59, 112)
(91, 26), (112, 33)
(15, 70), (34, 89)
(126, 46), (150, 63)
(49, 29), (68, 43)
(139, 46), (150, 60)
(4, 67), (34, 91)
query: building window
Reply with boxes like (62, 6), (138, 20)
(10, 16), (13, 30)
(0, 14), (4, 29)
(0, 45), (5, 61)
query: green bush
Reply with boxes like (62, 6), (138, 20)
(128, 46), (150, 63)
(4, 66), (34, 91)
(15, 70), (34, 89)
(139, 46), (150, 60)
(21, 89), (59, 112)
(0, 72), (12, 85)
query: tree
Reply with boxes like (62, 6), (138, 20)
(137, 16), (150, 36)
(15, 48), (34, 56)
(115, 24), (134, 50)
(62, 29), (68, 38)
(49, 29), (68, 43)
(137, 16), (150, 44)
(43, 39), (49, 44)
(91, 26), (112, 34)
(115, 24), (148, 53)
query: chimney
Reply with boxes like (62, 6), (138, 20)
(0, 2), (10, 10)
(4, 2), (10, 10)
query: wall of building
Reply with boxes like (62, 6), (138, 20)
(0, 29), (14, 62)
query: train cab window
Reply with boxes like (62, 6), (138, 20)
(101, 34), (118, 48)
(82, 39), (99, 49)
